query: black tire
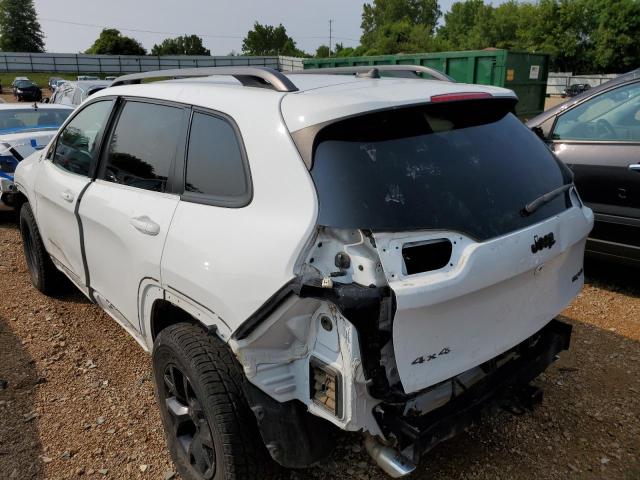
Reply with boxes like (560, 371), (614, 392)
(153, 323), (278, 480)
(19, 203), (66, 296)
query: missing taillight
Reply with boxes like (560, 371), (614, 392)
(310, 359), (342, 417)
(402, 239), (453, 275)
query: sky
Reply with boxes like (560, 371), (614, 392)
(33, 0), (506, 55)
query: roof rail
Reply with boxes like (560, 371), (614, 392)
(110, 66), (298, 92)
(292, 65), (455, 82)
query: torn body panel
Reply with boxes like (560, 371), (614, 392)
(230, 293), (383, 436)
(229, 202), (592, 469)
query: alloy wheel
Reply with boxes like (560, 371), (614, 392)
(163, 363), (216, 479)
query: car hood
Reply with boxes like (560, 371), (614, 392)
(0, 130), (56, 158)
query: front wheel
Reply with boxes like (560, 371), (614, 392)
(19, 203), (67, 296)
(152, 323), (277, 480)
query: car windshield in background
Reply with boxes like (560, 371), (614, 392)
(0, 108), (71, 133)
(309, 99), (570, 240)
(15, 80), (37, 88)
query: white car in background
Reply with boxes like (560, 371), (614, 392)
(0, 103), (72, 210)
(13, 66), (593, 479)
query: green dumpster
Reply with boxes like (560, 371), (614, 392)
(303, 49), (549, 119)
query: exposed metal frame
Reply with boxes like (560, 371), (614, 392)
(292, 65), (455, 82)
(111, 66), (299, 92)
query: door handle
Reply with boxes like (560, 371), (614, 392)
(129, 216), (160, 236)
(629, 163), (640, 172)
(60, 190), (74, 202)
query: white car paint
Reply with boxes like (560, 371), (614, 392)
(13, 69), (594, 473)
(374, 204), (592, 393)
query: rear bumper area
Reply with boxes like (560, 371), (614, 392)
(373, 318), (572, 464)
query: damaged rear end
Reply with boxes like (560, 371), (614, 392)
(231, 95), (593, 475)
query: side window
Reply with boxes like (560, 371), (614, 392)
(553, 83), (640, 141)
(52, 100), (113, 176)
(61, 86), (74, 106)
(72, 88), (82, 105)
(184, 112), (250, 205)
(102, 101), (183, 192)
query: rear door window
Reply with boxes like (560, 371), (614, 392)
(182, 111), (250, 206)
(101, 101), (184, 192)
(307, 99), (571, 240)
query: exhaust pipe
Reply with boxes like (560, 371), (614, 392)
(364, 434), (416, 478)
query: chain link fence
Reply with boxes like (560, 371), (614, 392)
(547, 72), (620, 96)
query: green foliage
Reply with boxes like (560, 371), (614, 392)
(590, 0), (640, 71)
(0, 0), (44, 52)
(315, 45), (331, 58)
(85, 29), (146, 55)
(242, 22), (307, 56)
(348, 0), (640, 73)
(334, 43), (357, 57)
(151, 35), (210, 56)
(360, 0), (441, 54)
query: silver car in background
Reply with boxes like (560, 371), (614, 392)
(49, 80), (112, 107)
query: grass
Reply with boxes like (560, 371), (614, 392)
(0, 72), (114, 89)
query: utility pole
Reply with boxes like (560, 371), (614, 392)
(329, 19), (333, 57)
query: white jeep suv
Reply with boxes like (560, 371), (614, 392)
(13, 66), (593, 479)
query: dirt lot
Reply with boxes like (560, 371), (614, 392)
(0, 209), (639, 480)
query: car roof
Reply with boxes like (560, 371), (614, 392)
(93, 73), (516, 131)
(529, 69), (640, 126)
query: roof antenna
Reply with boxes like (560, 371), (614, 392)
(32, 102), (38, 110)
(355, 68), (380, 79)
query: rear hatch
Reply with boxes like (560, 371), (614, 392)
(303, 97), (593, 394)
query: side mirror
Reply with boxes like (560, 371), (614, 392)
(531, 126), (546, 140)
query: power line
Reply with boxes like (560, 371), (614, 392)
(39, 17), (360, 43)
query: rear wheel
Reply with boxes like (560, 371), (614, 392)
(153, 323), (277, 480)
(19, 203), (66, 296)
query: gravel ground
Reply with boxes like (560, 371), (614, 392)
(1, 210), (639, 480)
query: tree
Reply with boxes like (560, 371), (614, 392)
(590, 0), (640, 71)
(437, 0), (494, 50)
(85, 28), (146, 55)
(0, 0), (44, 52)
(334, 43), (357, 57)
(151, 35), (210, 56)
(315, 45), (331, 57)
(360, 0), (441, 54)
(242, 22), (306, 56)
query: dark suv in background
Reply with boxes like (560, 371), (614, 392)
(12, 80), (43, 102)
(528, 69), (640, 265)
(562, 83), (591, 97)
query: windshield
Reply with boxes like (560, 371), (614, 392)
(0, 108), (71, 134)
(15, 81), (36, 88)
(309, 99), (570, 240)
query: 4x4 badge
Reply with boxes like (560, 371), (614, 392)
(531, 232), (556, 253)
(412, 347), (451, 365)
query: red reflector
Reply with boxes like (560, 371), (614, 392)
(430, 92), (493, 103)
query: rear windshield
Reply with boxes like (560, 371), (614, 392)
(0, 108), (71, 134)
(309, 99), (570, 240)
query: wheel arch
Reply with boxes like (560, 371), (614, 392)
(150, 298), (210, 341)
(140, 281), (234, 349)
